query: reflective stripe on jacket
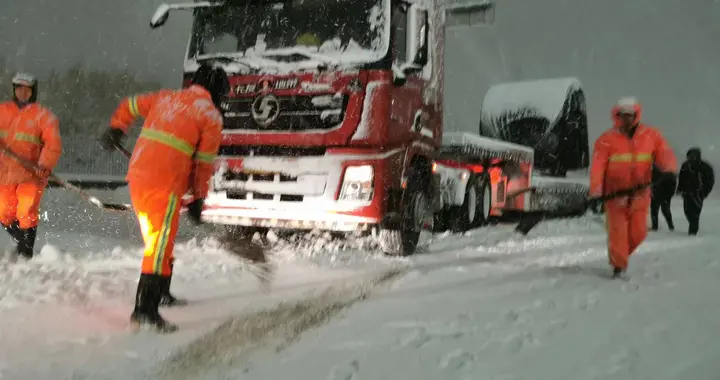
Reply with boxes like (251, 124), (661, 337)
(0, 102), (62, 185)
(589, 123), (677, 205)
(109, 85), (223, 198)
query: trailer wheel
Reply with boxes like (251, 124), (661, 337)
(449, 175), (488, 232)
(378, 166), (430, 256)
(477, 175), (492, 227)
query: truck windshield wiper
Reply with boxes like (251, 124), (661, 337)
(195, 53), (262, 70)
(260, 48), (340, 69)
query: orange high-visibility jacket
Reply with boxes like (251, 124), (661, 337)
(109, 85), (223, 198)
(590, 106), (677, 204)
(0, 102), (62, 185)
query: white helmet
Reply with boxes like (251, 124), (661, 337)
(615, 96), (639, 114)
(11, 72), (38, 103)
(12, 72), (37, 87)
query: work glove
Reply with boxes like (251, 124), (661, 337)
(656, 171), (676, 185)
(186, 198), (205, 225)
(586, 198), (603, 214)
(99, 128), (125, 151)
(34, 165), (51, 179)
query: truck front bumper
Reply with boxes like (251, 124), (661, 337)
(201, 202), (379, 231)
(201, 148), (404, 231)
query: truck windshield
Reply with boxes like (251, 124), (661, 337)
(189, 0), (387, 63)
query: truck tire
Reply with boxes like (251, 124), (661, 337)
(449, 175), (486, 232)
(432, 211), (449, 233)
(378, 166), (430, 256)
(476, 175), (492, 227)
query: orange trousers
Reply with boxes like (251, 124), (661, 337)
(0, 183), (45, 229)
(605, 202), (649, 270)
(129, 182), (181, 277)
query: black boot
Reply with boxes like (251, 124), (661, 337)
(160, 258), (188, 307)
(17, 227), (37, 260)
(2, 221), (21, 242)
(130, 274), (179, 333)
(160, 272), (188, 307)
(612, 267), (624, 278)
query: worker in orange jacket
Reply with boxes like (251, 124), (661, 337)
(0, 72), (62, 261)
(589, 97), (677, 278)
(99, 65), (229, 333)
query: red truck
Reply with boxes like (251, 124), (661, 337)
(149, 0), (539, 256)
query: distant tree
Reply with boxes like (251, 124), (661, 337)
(42, 64), (162, 138)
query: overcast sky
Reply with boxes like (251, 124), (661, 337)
(0, 0), (190, 86)
(443, 0), (720, 167)
(3, 0), (720, 167)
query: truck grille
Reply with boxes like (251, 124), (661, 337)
(218, 145), (326, 157)
(222, 94), (349, 131)
(223, 171), (297, 183)
(227, 190), (304, 202)
(215, 169), (327, 202)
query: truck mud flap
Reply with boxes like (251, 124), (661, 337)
(385, 188), (404, 215)
(380, 212), (403, 230)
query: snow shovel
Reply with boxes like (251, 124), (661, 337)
(0, 143), (132, 212)
(114, 143), (274, 290)
(515, 181), (655, 235)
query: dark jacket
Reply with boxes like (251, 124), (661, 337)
(652, 166), (677, 202)
(677, 160), (715, 199)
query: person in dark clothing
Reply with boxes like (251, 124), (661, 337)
(676, 147), (715, 235)
(650, 165), (676, 231)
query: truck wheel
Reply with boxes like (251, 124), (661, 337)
(432, 211), (449, 233)
(449, 175), (485, 232)
(378, 167), (430, 256)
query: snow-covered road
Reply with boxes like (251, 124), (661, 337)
(239, 202), (720, 380)
(1, 188), (719, 379)
(0, 188), (398, 379)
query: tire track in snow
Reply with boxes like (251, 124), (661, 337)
(153, 267), (407, 380)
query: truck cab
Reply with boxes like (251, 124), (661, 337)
(150, 0), (446, 254)
(149, 0), (534, 256)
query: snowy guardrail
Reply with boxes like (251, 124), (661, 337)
(49, 133), (133, 189)
(49, 174), (127, 190)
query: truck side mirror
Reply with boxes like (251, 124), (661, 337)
(391, 3), (429, 86)
(150, 3), (171, 28)
(406, 5), (429, 67)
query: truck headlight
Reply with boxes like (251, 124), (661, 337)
(339, 165), (374, 201)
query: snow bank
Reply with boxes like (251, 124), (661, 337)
(0, 250), (398, 380)
(0, 185), (403, 379)
(5, 186), (390, 310)
(0, 236), (256, 309)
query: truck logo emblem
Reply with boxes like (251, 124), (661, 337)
(251, 94), (280, 126)
(259, 79), (272, 92)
